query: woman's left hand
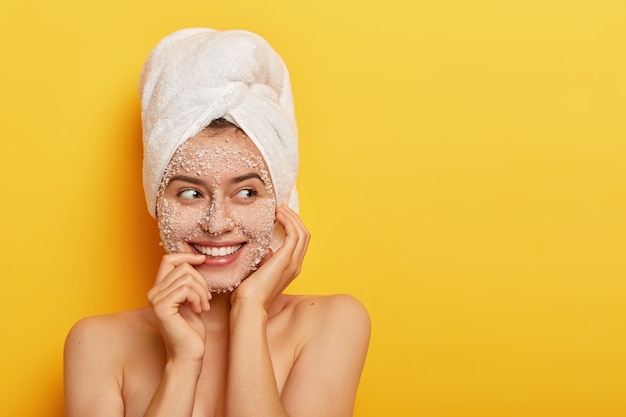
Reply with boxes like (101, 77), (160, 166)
(231, 204), (310, 310)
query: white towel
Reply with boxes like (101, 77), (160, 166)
(139, 28), (299, 223)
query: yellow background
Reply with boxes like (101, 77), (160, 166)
(1, 1), (624, 416)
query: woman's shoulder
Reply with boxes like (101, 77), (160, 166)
(278, 292), (368, 313)
(271, 294), (370, 377)
(273, 293), (370, 335)
(68, 307), (156, 333)
(65, 307), (159, 357)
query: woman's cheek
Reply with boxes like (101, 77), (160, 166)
(157, 197), (204, 253)
(233, 199), (276, 260)
(246, 199), (276, 239)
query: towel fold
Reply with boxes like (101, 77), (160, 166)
(139, 28), (299, 221)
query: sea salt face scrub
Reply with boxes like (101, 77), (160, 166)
(156, 126), (276, 293)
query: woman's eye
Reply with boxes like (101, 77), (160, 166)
(235, 188), (258, 200)
(178, 189), (202, 200)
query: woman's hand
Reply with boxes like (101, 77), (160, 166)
(147, 253), (211, 363)
(231, 204), (310, 310)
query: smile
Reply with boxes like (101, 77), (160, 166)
(191, 243), (243, 257)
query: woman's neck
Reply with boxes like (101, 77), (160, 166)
(200, 292), (232, 333)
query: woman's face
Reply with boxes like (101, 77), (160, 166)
(156, 126), (276, 293)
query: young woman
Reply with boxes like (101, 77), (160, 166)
(63, 29), (370, 417)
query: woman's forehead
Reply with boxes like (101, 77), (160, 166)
(176, 136), (265, 170)
(163, 127), (272, 187)
(189, 126), (260, 152)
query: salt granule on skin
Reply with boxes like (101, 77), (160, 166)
(155, 128), (277, 293)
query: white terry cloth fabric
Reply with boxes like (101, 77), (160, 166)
(139, 28), (299, 221)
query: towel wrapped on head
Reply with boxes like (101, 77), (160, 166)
(139, 28), (299, 225)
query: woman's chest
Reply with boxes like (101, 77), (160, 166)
(120, 326), (297, 417)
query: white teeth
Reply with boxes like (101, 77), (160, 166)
(193, 244), (242, 257)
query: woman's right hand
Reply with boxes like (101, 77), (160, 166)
(147, 253), (211, 363)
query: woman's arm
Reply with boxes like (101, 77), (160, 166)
(142, 358), (203, 417)
(228, 294), (370, 417)
(227, 301), (288, 417)
(226, 205), (370, 417)
(64, 317), (125, 417)
(227, 205), (309, 417)
(64, 253), (211, 417)
(142, 253), (211, 417)
(64, 308), (205, 417)
(279, 295), (371, 417)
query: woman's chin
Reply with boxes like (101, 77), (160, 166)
(199, 267), (252, 294)
(208, 279), (243, 294)
(196, 249), (264, 294)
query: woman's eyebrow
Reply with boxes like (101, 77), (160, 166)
(169, 173), (266, 186)
(168, 175), (205, 186)
(231, 172), (266, 185)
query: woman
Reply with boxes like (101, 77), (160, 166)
(64, 28), (370, 417)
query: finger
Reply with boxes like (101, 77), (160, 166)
(277, 205), (310, 243)
(154, 261), (209, 292)
(155, 278), (210, 313)
(282, 208), (309, 277)
(155, 253), (206, 283)
(150, 274), (210, 314)
(149, 269), (211, 311)
(276, 205), (310, 262)
(250, 206), (309, 285)
(256, 248), (274, 268)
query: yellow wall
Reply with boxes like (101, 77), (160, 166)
(1, 1), (624, 416)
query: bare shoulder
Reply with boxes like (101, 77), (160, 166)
(64, 308), (159, 417)
(65, 307), (158, 361)
(66, 307), (156, 337)
(272, 293), (371, 345)
(293, 293), (369, 322)
(269, 294), (370, 416)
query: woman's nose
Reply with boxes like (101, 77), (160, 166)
(199, 200), (235, 235)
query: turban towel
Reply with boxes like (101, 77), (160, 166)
(139, 28), (299, 227)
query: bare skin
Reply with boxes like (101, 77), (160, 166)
(64, 127), (371, 417)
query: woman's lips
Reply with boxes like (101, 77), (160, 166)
(190, 242), (244, 266)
